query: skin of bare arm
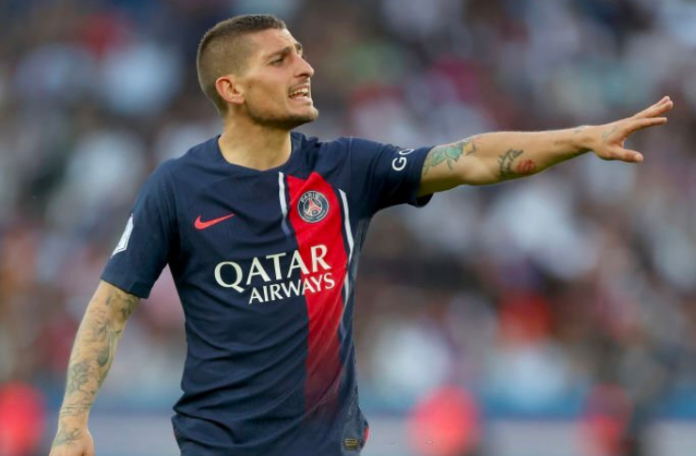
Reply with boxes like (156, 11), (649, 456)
(418, 96), (673, 196)
(49, 280), (140, 456)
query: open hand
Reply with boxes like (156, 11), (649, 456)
(592, 96), (673, 163)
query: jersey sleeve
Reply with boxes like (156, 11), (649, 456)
(348, 137), (433, 214)
(101, 161), (177, 299)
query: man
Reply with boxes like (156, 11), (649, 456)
(49, 14), (672, 456)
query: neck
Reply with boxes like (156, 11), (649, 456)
(218, 116), (292, 171)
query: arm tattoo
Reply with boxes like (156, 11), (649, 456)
(602, 125), (619, 144)
(498, 149), (525, 180)
(118, 294), (138, 321)
(65, 361), (92, 396)
(59, 401), (92, 418)
(422, 136), (480, 176)
(51, 425), (83, 448)
(59, 287), (138, 421)
(554, 126), (590, 146)
(96, 325), (122, 386)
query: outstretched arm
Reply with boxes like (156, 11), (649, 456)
(49, 280), (139, 456)
(418, 96), (673, 195)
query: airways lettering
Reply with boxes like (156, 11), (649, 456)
(247, 273), (336, 304)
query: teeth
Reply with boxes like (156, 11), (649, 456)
(290, 88), (310, 98)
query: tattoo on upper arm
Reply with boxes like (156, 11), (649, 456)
(422, 136), (480, 176)
(118, 293), (138, 321)
(93, 289), (135, 382)
(498, 149), (536, 180)
(96, 321), (122, 374)
(101, 287), (138, 321)
(61, 287), (138, 414)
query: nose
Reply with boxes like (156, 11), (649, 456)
(295, 55), (314, 79)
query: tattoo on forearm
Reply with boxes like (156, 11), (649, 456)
(65, 361), (91, 396)
(498, 149), (525, 179)
(51, 425), (82, 448)
(554, 126), (590, 146)
(422, 136), (480, 176)
(59, 401), (92, 418)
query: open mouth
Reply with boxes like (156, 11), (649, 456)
(289, 87), (311, 101)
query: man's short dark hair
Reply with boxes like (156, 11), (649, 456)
(197, 14), (287, 115)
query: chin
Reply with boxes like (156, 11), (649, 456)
(250, 107), (319, 130)
(298, 106), (319, 123)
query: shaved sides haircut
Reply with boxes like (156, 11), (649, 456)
(197, 14), (287, 115)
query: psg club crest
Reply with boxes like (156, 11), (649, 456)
(298, 191), (329, 223)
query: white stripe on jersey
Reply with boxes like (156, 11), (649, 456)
(278, 172), (291, 236)
(339, 189), (354, 307)
(339, 189), (354, 262)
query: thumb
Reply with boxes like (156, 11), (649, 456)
(617, 148), (643, 163)
(598, 147), (643, 163)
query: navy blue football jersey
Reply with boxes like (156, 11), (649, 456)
(101, 132), (432, 456)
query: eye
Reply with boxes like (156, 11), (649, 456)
(271, 57), (284, 65)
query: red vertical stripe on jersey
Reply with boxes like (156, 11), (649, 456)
(286, 172), (348, 413)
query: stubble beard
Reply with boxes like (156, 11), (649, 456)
(246, 103), (319, 131)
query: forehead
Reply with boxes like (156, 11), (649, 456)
(247, 28), (299, 59)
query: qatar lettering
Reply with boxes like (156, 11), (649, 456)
(214, 244), (337, 304)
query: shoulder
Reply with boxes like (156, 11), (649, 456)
(152, 136), (226, 186)
(142, 136), (219, 196)
(290, 132), (350, 172)
(168, 136), (218, 171)
(291, 131), (356, 151)
(321, 136), (394, 156)
(291, 132), (384, 159)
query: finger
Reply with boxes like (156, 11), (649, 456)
(599, 146), (643, 163)
(626, 116), (668, 133)
(633, 96), (673, 119)
(632, 97), (671, 118)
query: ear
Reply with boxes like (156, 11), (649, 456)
(215, 75), (245, 106)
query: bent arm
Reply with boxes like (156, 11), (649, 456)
(51, 280), (139, 450)
(418, 97), (672, 195)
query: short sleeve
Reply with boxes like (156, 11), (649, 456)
(348, 138), (433, 214)
(101, 161), (177, 298)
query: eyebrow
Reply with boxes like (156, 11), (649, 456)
(266, 42), (303, 60)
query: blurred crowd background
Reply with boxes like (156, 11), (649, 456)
(2, 0), (696, 455)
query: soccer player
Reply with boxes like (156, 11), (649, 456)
(49, 14), (672, 456)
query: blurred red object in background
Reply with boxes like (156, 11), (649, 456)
(0, 382), (47, 456)
(409, 385), (481, 456)
(581, 384), (632, 456)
